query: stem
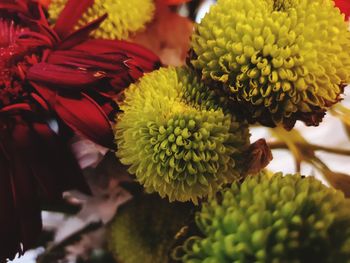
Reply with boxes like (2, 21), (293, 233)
(268, 141), (350, 156)
(295, 159), (301, 173)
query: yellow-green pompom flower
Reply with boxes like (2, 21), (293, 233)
(49, 0), (155, 40)
(191, 0), (350, 129)
(115, 67), (250, 203)
(108, 195), (193, 263)
(173, 173), (350, 262)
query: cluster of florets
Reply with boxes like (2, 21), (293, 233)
(115, 67), (250, 203)
(191, 0), (350, 128)
(173, 173), (350, 262)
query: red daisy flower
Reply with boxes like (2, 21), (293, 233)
(0, 0), (160, 261)
(334, 0), (350, 20)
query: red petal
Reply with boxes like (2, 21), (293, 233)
(0, 114), (90, 261)
(30, 92), (50, 111)
(54, 0), (94, 39)
(0, 143), (21, 262)
(113, 41), (161, 71)
(18, 31), (53, 48)
(0, 103), (31, 113)
(47, 50), (127, 72)
(30, 81), (56, 105)
(8, 158), (42, 252)
(58, 14), (107, 49)
(54, 92), (114, 148)
(73, 39), (161, 72)
(0, 2), (27, 14)
(29, 121), (91, 196)
(27, 63), (105, 88)
(1, 120), (42, 252)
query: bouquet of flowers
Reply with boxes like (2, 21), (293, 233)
(2, 0), (350, 262)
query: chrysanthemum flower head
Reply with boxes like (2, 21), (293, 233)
(108, 194), (192, 263)
(115, 66), (250, 203)
(49, 0), (155, 40)
(173, 173), (350, 262)
(191, 0), (350, 129)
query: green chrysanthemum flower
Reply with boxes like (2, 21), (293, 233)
(49, 0), (155, 40)
(191, 0), (350, 129)
(115, 67), (250, 203)
(108, 195), (193, 263)
(173, 173), (350, 262)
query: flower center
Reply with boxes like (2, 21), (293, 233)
(0, 19), (24, 66)
(0, 19), (28, 108)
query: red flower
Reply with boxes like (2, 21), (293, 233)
(334, 0), (350, 20)
(0, 0), (160, 261)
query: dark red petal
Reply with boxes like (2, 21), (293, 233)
(0, 113), (90, 261)
(124, 58), (147, 81)
(30, 81), (56, 105)
(0, 2), (27, 14)
(73, 39), (161, 72)
(58, 14), (107, 50)
(27, 63), (105, 88)
(114, 41), (161, 71)
(1, 120), (42, 252)
(18, 31), (53, 48)
(29, 0), (49, 25)
(30, 92), (50, 111)
(0, 103), (31, 113)
(47, 50), (127, 72)
(17, 0), (49, 28)
(0, 142), (21, 262)
(9, 155), (42, 252)
(29, 121), (91, 196)
(54, 0), (94, 39)
(54, 92), (114, 148)
(85, 89), (120, 119)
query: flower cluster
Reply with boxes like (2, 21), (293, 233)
(191, 0), (350, 129)
(115, 67), (250, 203)
(174, 173), (350, 262)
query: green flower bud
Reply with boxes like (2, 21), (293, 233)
(115, 67), (250, 203)
(173, 173), (350, 262)
(191, 0), (350, 129)
(108, 195), (192, 263)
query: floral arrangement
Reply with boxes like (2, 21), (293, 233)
(1, 0), (350, 262)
